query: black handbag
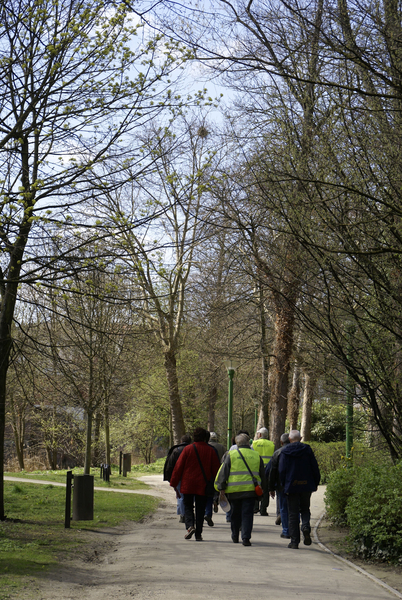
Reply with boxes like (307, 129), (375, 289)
(193, 444), (215, 497)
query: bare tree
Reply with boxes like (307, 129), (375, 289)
(0, 0), (188, 518)
(100, 113), (222, 443)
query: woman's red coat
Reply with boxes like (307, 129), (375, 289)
(170, 441), (221, 495)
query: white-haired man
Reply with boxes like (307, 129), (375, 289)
(279, 430), (320, 549)
(252, 427), (274, 516)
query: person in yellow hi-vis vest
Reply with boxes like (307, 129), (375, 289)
(214, 433), (266, 546)
(252, 427), (275, 516)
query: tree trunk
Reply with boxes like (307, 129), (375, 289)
(0, 360), (7, 520)
(9, 395), (25, 470)
(0, 313), (18, 519)
(104, 396), (111, 466)
(164, 350), (185, 444)
(257, 355), (270, 434)
(207, 384), (217, 432)
(288, 360), (301, 430)
(93, 412), (102, 467)
(300, 371), (317, 441)
(269, 302), (295, 448)
(15, 435), (24, 471)
(46, 447), (58, 470)
(256, 275), (270, 433)
(84, 411), (93, 474)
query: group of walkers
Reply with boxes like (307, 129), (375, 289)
(164, 426), (320, 548)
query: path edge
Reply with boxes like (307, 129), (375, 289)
(314, 511), (402, 599)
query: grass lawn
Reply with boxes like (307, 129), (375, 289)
(4, 466), (152, 490)
(0, 477), (159, 600)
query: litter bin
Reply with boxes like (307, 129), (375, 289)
(73, 474), (94, 520)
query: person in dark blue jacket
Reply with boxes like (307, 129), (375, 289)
(278, 430), (320, 549)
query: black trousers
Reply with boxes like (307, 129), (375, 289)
(230, 496), (255, 542)
(287, 491), (311, 545)
(183, 494), (207, 537)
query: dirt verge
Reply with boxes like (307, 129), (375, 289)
(317, 515), (402, 595)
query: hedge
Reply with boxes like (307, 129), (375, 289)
(325, 456), (402, 561)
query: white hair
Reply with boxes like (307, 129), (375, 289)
(235, 433), (250, 447)
(289, 430), (301, 442)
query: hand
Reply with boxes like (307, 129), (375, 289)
(174, 488), (181, 499)
(270, 491), (275, 499)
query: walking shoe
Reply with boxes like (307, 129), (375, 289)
(184, 526), (195, 539)
(213, 501), (219, 513)
(242, 539), (252, 546)
(275, 515), (282, 525)
(231, 535), (239, 543)
(195, 535), (203, 541)
(260, 511), (269, 516)
(280, 533), (291, 539)
(302, 529), (312, 546)
(204, 515), (214, 527)
(287, 542), (299, 549)
(179, 515), (185, 523)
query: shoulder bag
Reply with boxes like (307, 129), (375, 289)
(237, 448), (263, 496)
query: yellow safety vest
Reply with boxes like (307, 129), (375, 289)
(225, 448), (262, 494)
(252, 438), (275, 466)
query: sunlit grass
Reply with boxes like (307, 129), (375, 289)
(0, 480), (159, 600)
(4, 466), (151, 490)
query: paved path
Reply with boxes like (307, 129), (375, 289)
(6, 475), (402, 600)
(6, 475), (402, 599)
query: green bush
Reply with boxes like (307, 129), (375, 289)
(307, 441), (375, 483)
(346, 462), (402, 561)
(311, 403), (347, 442)
(324, 451), (402, 562)
(310, 401), (368, 443)
(307, 441), (347, 483)
(324, 465), (356, 525)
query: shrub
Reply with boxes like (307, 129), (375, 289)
(346, 461), (402, 561)
(324, 466), (356, 525)
(311, 403), (347, 442)
(307, 441), (346, 483)
(310, 401), (368, 443)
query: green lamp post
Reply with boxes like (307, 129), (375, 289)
(224, 359), (239, 450)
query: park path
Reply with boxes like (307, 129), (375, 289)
(8, 474), (401, 600)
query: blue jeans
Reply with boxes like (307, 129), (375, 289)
(176, 481), (184, 517)
(287, 492), (311, 545)
(205, 496), (213, 517)
(230, 496), (255, 542)
(277, 490), (289, 536)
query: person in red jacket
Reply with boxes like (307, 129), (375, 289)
(170, 427), (221, 541)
